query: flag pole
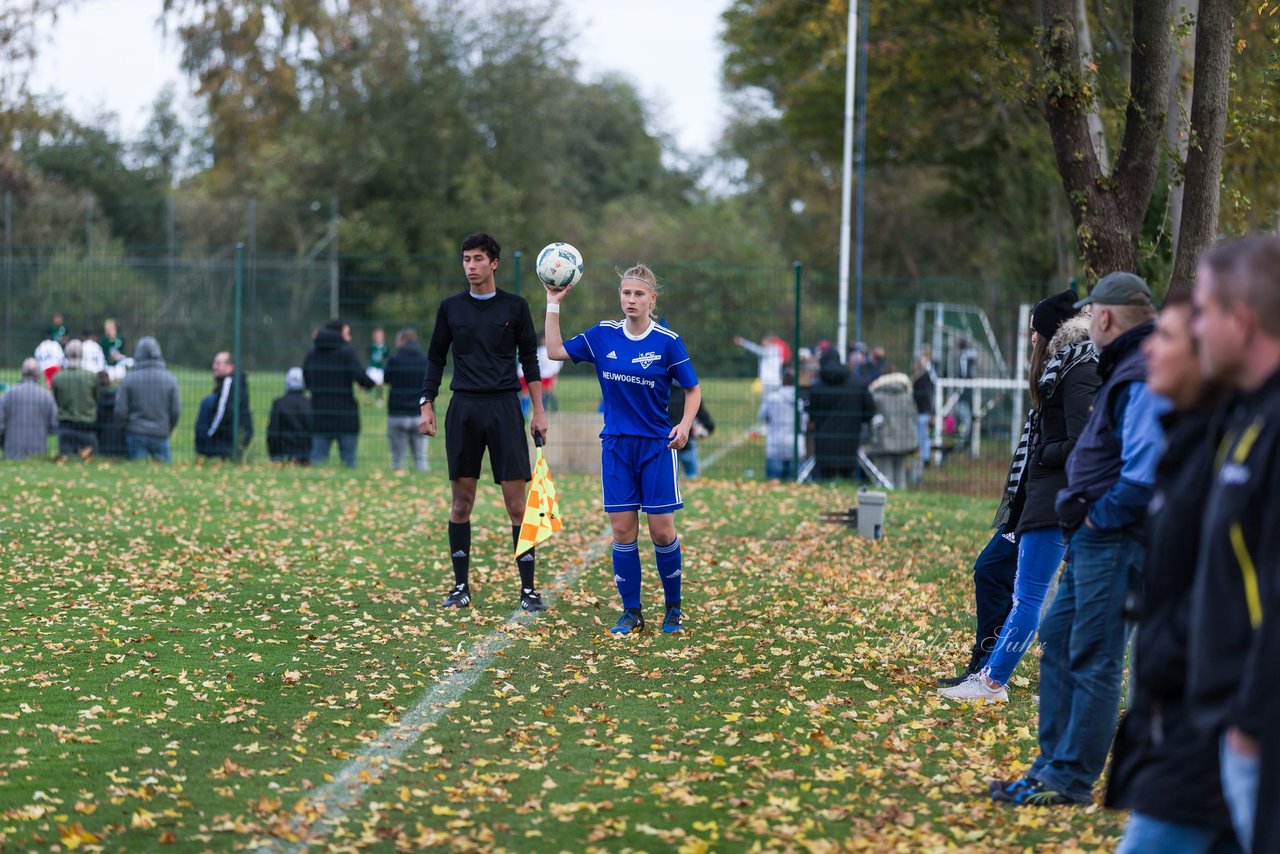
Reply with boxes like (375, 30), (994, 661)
(836, 0), (859, 358)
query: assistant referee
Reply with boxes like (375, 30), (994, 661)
(419, 233), (550, 612)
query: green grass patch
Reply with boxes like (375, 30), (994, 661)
(0, 461), (1121, 851)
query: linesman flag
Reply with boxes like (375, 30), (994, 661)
(516, 433), (562, 557)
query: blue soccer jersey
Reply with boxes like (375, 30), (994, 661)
(564, 320), (698, 439)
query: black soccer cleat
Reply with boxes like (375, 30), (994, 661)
(442, 583), (471, 609)
(519, 588), (548, 612)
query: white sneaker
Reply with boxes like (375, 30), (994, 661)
(939, 673), (1008, 703)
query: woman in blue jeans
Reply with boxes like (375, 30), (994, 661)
(942, 291), (1099, 702)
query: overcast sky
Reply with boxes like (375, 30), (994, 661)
(30, 0), (730, 157)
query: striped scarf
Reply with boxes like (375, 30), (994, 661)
(1002, 339), (1098, 500)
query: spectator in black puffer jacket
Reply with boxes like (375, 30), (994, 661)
(806, 349), (875, 481)
(303, 320), (374, 468)
(267, 367), (312, 464)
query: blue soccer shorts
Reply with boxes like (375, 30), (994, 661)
(600, 435), (682, 514)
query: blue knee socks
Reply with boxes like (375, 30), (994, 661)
(612, 540), (642, 609)
(654, 538), (682, 607)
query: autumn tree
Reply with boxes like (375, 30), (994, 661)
(722, 0), (1277, 294)
(1038, 0), (1245, 293)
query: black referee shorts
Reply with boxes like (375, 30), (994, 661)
(444, 393), (532, 483)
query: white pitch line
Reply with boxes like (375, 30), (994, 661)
(254, 535), (611, 854)
(701, 423), (765, 471)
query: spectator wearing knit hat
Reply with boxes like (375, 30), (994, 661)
(942, 290), (1100, 703)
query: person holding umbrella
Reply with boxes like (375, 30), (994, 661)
(541, 264), (701, 634)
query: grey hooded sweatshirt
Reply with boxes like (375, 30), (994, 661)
(115, 337), (181, 438)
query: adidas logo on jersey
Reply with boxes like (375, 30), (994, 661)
(606, 350), (617, 359)
(452, 550), (467, 558)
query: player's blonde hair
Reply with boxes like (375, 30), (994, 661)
(619, 264), (661, 317)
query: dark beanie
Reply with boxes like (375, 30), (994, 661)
(1032, 290), (1079, 339)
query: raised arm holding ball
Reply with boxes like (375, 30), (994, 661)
(543, 263), (701, 635)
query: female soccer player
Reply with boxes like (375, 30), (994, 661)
(542, 265), (701, 634)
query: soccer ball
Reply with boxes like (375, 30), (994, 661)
(535, 242), (584, 290)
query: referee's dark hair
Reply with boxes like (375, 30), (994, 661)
(461, 232), (501, 261)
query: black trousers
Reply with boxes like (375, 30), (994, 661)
(58, 423), (98, 456)
(967, 523), (1019, 673)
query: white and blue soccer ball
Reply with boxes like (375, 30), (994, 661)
(535, 242), (584, 290)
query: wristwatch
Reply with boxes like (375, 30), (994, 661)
(419, 396), (433, 406)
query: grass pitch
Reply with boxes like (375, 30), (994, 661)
(0, 461), (1122, 852)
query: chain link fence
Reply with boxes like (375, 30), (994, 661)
(2, 198), (1061, 497)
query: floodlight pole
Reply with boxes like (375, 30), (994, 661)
(836, 0), (859, 358)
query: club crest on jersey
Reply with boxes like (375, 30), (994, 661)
(632, 351), (661, 370)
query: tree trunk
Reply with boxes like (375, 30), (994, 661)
(1076, 0), (1112, 173)
(1166, 0), (1198, 259)
(1041, 0), (1173, 285)
(1168, 0), (1233, 296)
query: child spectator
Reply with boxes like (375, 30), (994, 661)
(366, 327), (388, 406)
(759, 367), (806, 480)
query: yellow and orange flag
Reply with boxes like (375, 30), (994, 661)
(515, 434), (562, 556)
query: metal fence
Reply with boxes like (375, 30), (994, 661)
(1, 234), (1057, 497)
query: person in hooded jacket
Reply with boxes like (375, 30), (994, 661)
(867, 369), (919, 489)
(942, 291), (1100, 703)
(114, 336), (180, 462)
(807, 348), (875, 481)
(304, 320), (374, 467)
(268, 367), (313, 464)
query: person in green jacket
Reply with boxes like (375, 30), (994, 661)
(51, 340), (99, 458)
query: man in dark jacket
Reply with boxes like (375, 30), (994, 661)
(51, 340), (99, 458)
(197, 351), (253, 460)
(992, 271), (1167, 806)
(383, 328), (430, 472)
(267, 367), (312, 464)
(1188, 236), (1280, 853)
(668, 381), (714, 478)
(807, 349), (875, 481)
(115, 336), (180, 462)
(304, 320), (374, 468)
(1105, 291), (1237, 851)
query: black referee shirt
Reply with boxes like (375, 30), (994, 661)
(420, 290), (540, 401)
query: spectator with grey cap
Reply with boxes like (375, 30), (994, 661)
(990, 270), (1168, 806)
(0, 358), (58, 459)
